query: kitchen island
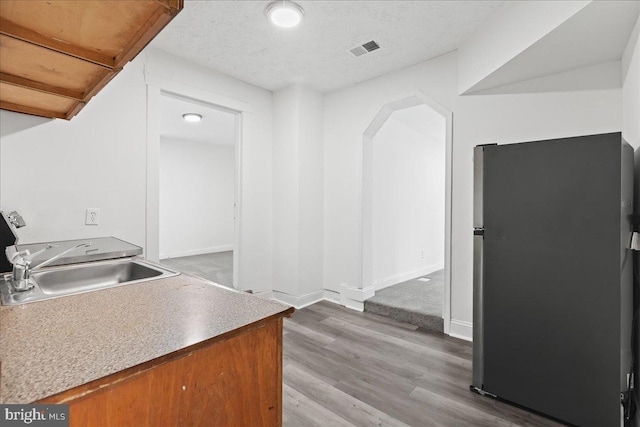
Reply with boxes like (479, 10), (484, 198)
(0, 271), (293, 426)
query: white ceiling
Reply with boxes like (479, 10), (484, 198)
(150, 0), (504, 93)
(160, 93), (236, 145)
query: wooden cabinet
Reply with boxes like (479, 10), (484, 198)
(37, 316), (288, 427)
(0, 0), (182, 120)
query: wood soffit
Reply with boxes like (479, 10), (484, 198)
(0, 0), (183, 120)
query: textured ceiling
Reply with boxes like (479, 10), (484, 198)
(150, 0), (504, 92)
(160, 93), (236, 145)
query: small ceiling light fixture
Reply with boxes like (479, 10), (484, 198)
(182, 113), (202, 122)
(264, 0), (304, 28)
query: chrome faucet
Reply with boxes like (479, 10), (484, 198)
(5, 242), (91, 292)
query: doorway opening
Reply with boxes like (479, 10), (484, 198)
(149, 91), (241, 289)
(157, 93), (237, 288)
(361, 93), (452, 334)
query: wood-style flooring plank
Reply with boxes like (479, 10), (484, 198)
(412, 372), (563, 427)
(334, 375), (447, 427)
(408, 386), (516, 427)
(283, 383), (356, 427)
(283, 317), (336, 346)
(308, 301), (472, 359)
(284, 330), (415, 393)
(283, 301), (565, 427)
(320, 316), (471, 373)
(284, 364), (411, 427)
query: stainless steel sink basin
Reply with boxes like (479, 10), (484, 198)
(0, 258), (179, 305)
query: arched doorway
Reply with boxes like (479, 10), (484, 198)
(361, 92), (453, 334)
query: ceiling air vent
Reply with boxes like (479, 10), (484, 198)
(350, 40), (380, 58)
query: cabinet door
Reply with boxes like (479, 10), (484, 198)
(42, 319), (284, 427)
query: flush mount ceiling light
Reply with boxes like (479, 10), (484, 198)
(182, 113), (202, 122)
(264, 0), (304, 28)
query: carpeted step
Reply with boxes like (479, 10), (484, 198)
(364, 300), (444, 332)
(364, 270), (445, 333)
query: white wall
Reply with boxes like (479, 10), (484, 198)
(159, 137), (235, 258)
(0, 58), (148, 246)
(0, 48), (275, 293)
(457, 0), (590, 93)
(297, 87), (324, 298)
(272, 87), (300, 296)
(272, 85), (324, 306)
(144, 49), (274, 292)
(622, 15), (640, 148)
(324, 51), (621, 339)
(371, 110), (445, 287)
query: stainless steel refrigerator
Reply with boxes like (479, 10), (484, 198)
(471, 132), (634, 426)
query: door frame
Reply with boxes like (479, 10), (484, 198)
(361, 91), (453, 335)
(145, 74), (246, 290)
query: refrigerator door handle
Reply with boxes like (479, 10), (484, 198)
(472, 145), (485, 390)
(472, 234), (484, 389)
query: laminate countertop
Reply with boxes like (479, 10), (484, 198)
(0, 269), (293, 403)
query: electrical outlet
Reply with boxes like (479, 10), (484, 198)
(421, 250), (425, 259)
(85, 208), (100, 225)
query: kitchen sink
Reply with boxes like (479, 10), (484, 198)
(0, 258), (180, 305)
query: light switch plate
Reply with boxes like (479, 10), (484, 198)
(85, 208), (100, 225)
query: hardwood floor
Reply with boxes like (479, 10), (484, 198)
(282, 301), (565, 427)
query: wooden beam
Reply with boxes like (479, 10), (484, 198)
(0, 72), (84, 101)
(0, 18), (116, 69)
(82, 69), (118, 103)
(0, 100), (66, 120)
(57, 68), (116, 120)
(151, 0), (172, 10)
(152, 0), (183, 13)
(170, 0), (184, 17)
(64, 101), (87, 121)
(114, 7), (172, 66)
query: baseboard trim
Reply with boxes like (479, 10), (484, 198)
(323, 289), (341, 304)
(271, 289), (325, 309)
(449, 319), (472, 342)
(261, 287), (462, 339)
(160, 244), (234, 259)
(268, 286), (372, 313)
(373, 263), (444, 292)
(338, 284), (374, 312)
(341, 284), (375, 301)
(251, 290), (274, 299)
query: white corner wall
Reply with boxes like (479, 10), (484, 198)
(371, 113), (445, 288)
(457, 0), (590, 94)
(272, 86), (301, 296)
(297, 87), (324, 299)
(324, 51), (621, 340)
(272, 85), (324, 307)
(622, 15), (640, 148)
(159, 137), (235, 258)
